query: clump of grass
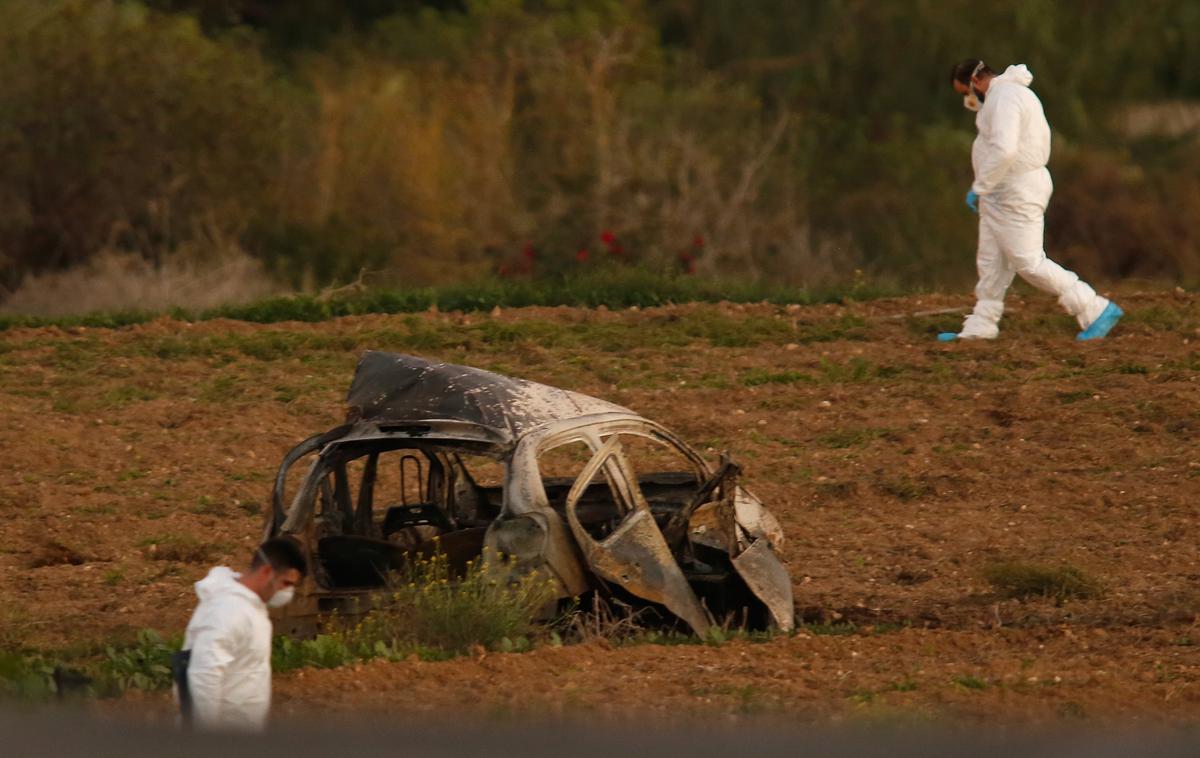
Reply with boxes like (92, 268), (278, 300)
(349, 549), (558, 657)
(953, 674), (987, 691)
(140, 534), (217, 563)
(1057, 390), (1093, 404)
(742, 369), (814, 386)
(795, 314), (869, 343)
(1116, 363), (1149, 375)
(817, 357), (879, 383)
(876, 475), (933, 501)
(983, 561), (1101, 602)
(883, 678), (918, 693)
(1126, 304), (1188, 332)
(0, 603), (35, 649)
(816, 427), (891, 449)
(800, 622), (858, 636)
(189, 496), (227, 516)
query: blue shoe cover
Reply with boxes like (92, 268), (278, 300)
(937, 332), (958, 342)
(1077, 302), (1124, 341)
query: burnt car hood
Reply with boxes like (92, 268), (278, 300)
(346, 351), (631, 439)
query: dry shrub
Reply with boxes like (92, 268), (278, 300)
(557, 596), (647, 645)
(276, 58), (518, 284)
(266, 8), (846, 288)
(983, 561), (1101, 603)
(25, 539), (90, 569)
(349, 549), (558, 655)
(1047, 143), (1200, 283)
(0, 1), (295, 288)
(0, 602), (35, 649)
(141, 535), (216, 564)
(0, 246), (281, 317)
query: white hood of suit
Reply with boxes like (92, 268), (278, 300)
(994, 64), (1033, 88)
(193, 566), (253, 602)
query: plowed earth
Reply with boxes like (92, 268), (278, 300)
(3, 290), (1199, 726)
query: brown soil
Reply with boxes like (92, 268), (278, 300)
(3, 289), (1199, 725)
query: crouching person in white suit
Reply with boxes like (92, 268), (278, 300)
(944, 58), (1123, 342)
(174, 537), (307, 732)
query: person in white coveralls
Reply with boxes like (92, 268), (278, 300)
(943, 58), (1123, 342)
(174, 537), (307, 731)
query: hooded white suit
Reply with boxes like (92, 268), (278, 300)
(180, 567), (273, 731)
(957, 64), (1109, 339)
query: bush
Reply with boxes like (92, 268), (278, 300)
(96, 629), (181, 695)
(1048, 142), (1200, 283)
(2, 1), (1198, 296)
(0, 652), (55, 700)
(272, 633), (358, 673)
(983, 561), (1101, 603)
(140, 534), (218, 563)
(348, 549), (558, 656)
(0, 0), (296, 288)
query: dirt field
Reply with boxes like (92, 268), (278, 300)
(2, 289), (1198, 725)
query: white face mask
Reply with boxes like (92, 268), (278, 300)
(257, 548), (296, 608)
(962, 60), (986, 112)
(267, 585), (295, 608)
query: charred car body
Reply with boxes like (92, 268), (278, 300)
(266, 352), (794, 636)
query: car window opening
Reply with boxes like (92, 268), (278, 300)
(312, 446), (503, 591)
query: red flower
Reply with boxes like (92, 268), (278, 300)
(575, 248), (590, 263)
(600, 230), (616, 246)
(609, 244), (624, 256)
(692, 235), (705, 249)
(521, 242), (536, 261)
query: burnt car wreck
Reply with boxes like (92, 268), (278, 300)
(266, 351), (794, 636)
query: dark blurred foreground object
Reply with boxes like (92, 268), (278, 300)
(51, 667), (92, 701)
(2, 709), (1200, 758)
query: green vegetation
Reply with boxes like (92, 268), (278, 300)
(953, 675), (988, 691)
(96, 630), (179, 695)
(139, 534), (219, 564)
(272, 634), (360, 672)
(0, 271), (894, 332)
(0, 651), (55, 700)
(983, 561), (1101, 602)
(799, 622), (860, 637)
(742, 369), (815, 387)
(1057, 390), (1095, 405)
(0, 552), (789, 703)
(2, 1), (1198, 307)
(816, 427), (893, 449)
(347, 550), (557, 658)
(876, 476), (934, 502)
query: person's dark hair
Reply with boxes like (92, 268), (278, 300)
(951, 58), (995, 86)
(252, 537), (308, 578)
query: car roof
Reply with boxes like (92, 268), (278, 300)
(344, 351), (637, 442)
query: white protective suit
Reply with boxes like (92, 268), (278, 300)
(180, 566), (273, 731)
(958, 64), (1109, 339)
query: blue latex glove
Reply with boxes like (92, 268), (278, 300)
(965, 189), (979, 214)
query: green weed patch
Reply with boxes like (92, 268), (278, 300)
(0, 273), (896, 332)
(983, 561), (1101, 602)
